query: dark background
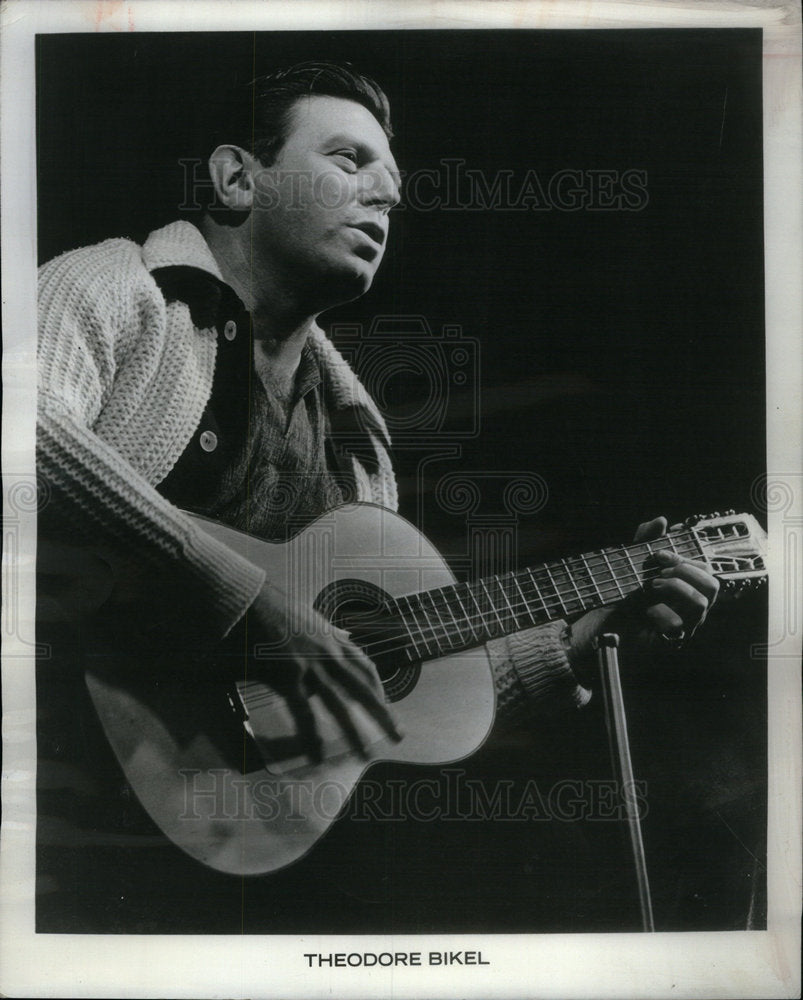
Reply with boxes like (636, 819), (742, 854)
(36, 30), (767, 934)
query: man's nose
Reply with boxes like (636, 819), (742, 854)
(358, 164), (401, 211)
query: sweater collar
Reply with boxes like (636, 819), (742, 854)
(141, 219), (226, 280)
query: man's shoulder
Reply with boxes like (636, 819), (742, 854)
(39, 221), (224, 303)
(39, 233), (153, 286)
(42, 233), (145, 267)
(38, 233), (166, 315)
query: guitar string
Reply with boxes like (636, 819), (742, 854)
(241, 547), (709, 706)
(357, 550), (699, 660)
(371, 536), (704, 650)
(238, 551), (688, 707)
(241, 529), (758, 709)
(242, 536), (708, 686)
(240, 535), (711, 701)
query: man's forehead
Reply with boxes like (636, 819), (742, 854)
(286, 94), (392, 150)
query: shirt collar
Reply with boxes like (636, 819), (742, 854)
(142, 220), (245, 324)
(295, 340), (323, 400)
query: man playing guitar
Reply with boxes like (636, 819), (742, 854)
(36, 62), (721, 927)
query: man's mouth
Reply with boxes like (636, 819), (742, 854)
(348, 221), (386, 246)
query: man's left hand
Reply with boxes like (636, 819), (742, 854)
(567, 515), (720, 677)
(631, 515), (720, 640)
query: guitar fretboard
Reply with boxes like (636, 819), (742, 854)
(381, 530), (704, 662)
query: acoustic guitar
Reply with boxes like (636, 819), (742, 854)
(83, 506), (767, 875)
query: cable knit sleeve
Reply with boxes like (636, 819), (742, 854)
(37, 242), (266, 639)
(487, 622), (592, 722)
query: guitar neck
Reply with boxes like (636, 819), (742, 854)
(387, 529), (705, 661)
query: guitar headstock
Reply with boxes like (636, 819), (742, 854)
(684, 511), (767, 594)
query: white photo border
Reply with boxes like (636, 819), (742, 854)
(1, 1), (800, 997)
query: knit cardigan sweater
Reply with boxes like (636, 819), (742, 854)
(37, 220), (588, 714)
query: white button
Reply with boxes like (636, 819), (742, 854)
(223, 320), (237, 341)
(199, 430), (218, 452)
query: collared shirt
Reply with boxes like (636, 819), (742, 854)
(133, 222), (394, 542)
(157, 304), (358, 541)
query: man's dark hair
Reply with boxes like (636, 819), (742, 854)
(210, 61), (393, 167)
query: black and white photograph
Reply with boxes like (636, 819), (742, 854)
(1, 1), (800, 997)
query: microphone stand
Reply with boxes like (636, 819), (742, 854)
(593, 633), (655, 932)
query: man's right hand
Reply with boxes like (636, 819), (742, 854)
(233, 584), (403, 764)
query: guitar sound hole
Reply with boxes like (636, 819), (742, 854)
(314, 580), (421, 703)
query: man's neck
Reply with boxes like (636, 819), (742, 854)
(200, 216), (317, 354)
(252, 328), (309, 406)
(201, 216), (320, 405)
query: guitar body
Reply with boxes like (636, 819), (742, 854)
(85, 504), (496, 876)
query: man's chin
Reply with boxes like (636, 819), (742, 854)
(321, 261), (376, 304)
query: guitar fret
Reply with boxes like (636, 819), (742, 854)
(671, 530), (703, 559)
(511, 572), (539, 626)
(622, 546), (641, 592)
(601, 552), (624, 604)
(465, 583), (489, 635)
(525, 569), (550, 620)
(478, 578), (505, 635)
(433, 586), (465, 645)
(561, 557), (586, 611)
(447, 585), (478, 647)
(579, 552), (605, 605)
(415, 593), (442, 651)
(422, 590), (453, 652)
(686, 531), (705, 558)
(543, 564), (570, 617)
(581, 551), (611, 603)
(494, 574), (522, 630)
(600, 549), (626, 599)
(397, 594), (429, 659)
(450, 585), (479, 642)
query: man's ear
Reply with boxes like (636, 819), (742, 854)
(207, 145), (256, 211)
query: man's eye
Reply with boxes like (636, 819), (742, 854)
(333, 149), (358, 169)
